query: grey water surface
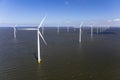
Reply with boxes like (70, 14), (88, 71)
(0, 27), (120, 80)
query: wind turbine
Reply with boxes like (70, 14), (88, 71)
(79, 23), (83, 43)
(91, 24), (93, 39)
(57, 24), (60, 33)
(13, 25), (17, 39)
(66, 20), (70, 32)
(18, 16), (47, 64)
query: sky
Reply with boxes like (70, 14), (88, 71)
(0, 0), (120, 26)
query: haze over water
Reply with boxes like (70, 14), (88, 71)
(0, 27), (120, 80)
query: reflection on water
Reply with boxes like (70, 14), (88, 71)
(0, 27), (120, 80)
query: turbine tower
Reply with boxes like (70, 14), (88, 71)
(91, 25), (93, 39)
(79, 23), (83, 43)
(57, 24), (60, 33)
(13, 25), (17, 39)
(66, 20), (70, 32)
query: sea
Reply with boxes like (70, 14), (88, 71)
(0, 27), (120, 80)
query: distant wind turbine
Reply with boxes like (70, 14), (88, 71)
(18, 16), (47, 64)
(57, 24), (60, 33)
(79, 23), (83, 43)
(91, 25), (93, 39)
(13, 25), (17, 39)
(66, 20), (70, 32)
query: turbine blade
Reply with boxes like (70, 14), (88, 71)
(38, 16), (46, 28)
(80, 22), (83, 27)
(18, 28), (37, 30)
(38, 31), (47, 46)
(14, 24), (17, 27)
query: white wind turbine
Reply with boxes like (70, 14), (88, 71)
(18, 16), (47, 64)
(13, 24), (17, 39)
(79, 23), (83, 43)
(57, 24), (60, 33)
(91, 24), (93, 39)
(66, 20), (70, 32)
